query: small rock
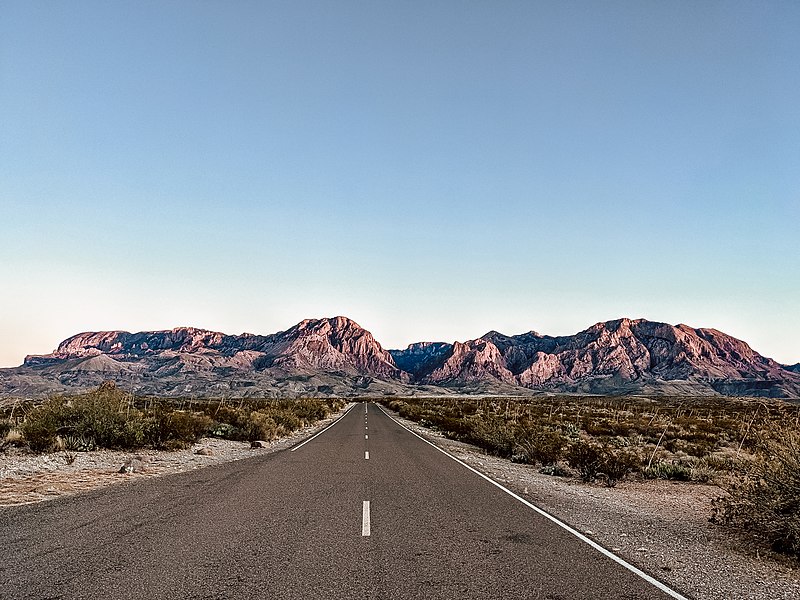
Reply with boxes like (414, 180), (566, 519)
(194, 447), (213, 456)
(118, 458), (146, 474)
(250, 440), (268, 448)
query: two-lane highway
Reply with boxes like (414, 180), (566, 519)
(0, 402), (686, 599)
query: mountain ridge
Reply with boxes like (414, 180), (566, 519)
(3, 316), (799, 399)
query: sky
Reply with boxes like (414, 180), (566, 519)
(1, 0), (798, 367)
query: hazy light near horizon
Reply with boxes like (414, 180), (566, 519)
(1, 1), (798, 368)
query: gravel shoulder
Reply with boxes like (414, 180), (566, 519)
(381, 406), (800, 600)
(0, 402), (355, 506)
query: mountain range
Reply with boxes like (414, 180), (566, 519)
(1, 316), (798, 398)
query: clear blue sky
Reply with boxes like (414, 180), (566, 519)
(1, 0), (798, 367)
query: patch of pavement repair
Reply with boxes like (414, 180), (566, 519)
(0, 402), (356, 506)
(381, 406), (800, 600)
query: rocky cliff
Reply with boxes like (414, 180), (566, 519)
(390, 318), (800, 397)
(3, 316), (798, 398)
(24, 317), (404, 379)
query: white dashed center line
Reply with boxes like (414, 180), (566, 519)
(362, 501), (371, 536)
(365, 451), (369, 460)
(365, 434), (368, 440)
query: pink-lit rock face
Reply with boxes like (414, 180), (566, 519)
(24, 316), (405, 381)
(10, 316), (800, 399)
(398, 317), (799, 397)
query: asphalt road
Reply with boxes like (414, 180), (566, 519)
(0, 402), (686, 599)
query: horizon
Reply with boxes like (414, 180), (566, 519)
(2, 1), (798, 368)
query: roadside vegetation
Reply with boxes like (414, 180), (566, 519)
(377, 395), (800, 558)
(0, 382), (344, 453)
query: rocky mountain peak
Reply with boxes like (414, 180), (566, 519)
(10, 316), (800, 398)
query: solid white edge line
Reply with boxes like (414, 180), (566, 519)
(362, 500), (371, 536)
(290, 402), (358, 452)
(375, 403), (688, 600)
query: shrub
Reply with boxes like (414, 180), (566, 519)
(20, 396), (86, 451)
(21, 407), (61, 452)
(565, 440), (638, 486)
(16, 390), (340, 453)
(147, 409), (213, 449)
(240, 412), (279, 442)
(270, 409), (303, 433)
(21, 387), (146, 450)
(514, 426), (566, 466)
(209, 422), (238, 439)
(599, 448), (640, 487)
(566, 439), (604, 482)
(291, 398), (332, 423)
(643, 461), (692, 481)
(465, 416), (516, 458)
(712, 428), (800, 557)
(689, 462), (718, 483)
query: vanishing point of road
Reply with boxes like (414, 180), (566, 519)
(0, 402), (687, 599)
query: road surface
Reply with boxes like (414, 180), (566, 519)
(0, 402), (686, 599)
